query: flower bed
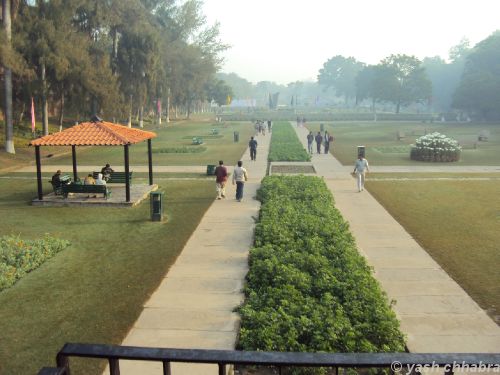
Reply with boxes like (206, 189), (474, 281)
(0, 234), (70, 291)
(269, 122), (310, 162)
(410, 132), (461, 162)
(237, 176), (405, 354)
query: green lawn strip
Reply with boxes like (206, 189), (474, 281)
(366, 179), (500, 322)
(0, 179), (214, 375)
(306, 121), (500, 166)
(39, 121), (255, 167)
(238, 176), (405, 354)
(368, 172), (500, 180)
(268, 122), (310, 162)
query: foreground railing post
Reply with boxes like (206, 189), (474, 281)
(109, 358), (120, 375)
(162, 361), (171, 375)
(56, 353), (69, 375)
(218, 363), (226, 375)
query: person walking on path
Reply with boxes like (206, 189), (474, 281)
(315, 131), (323, 154)
(267, 120), (272, 132)
(353, 154), (370, 192)
(249, 136), (258, 161)
(324, 131), (332, 154)
(214, 160), (228, 199)
(232, 161), (248, 202)
(307, 131), (314, 154)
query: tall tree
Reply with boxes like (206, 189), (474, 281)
(377, 54), (432, 113)
(453, 32), (500, 120)
(317, 55), (364, 104)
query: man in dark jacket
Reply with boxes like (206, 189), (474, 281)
(315, 132), (323, 154)
(249, 136), (258, 161)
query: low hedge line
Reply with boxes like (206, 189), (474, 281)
(153, 146), (207, 154)
(238, 176), (405, 354)
(0, 234), (70, 291)
(269, 122), (310, 162)
(223, 112), (433, 122)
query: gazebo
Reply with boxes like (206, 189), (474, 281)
(29, 120), (157, 202)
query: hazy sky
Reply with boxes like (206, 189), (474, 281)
(202, 0), (500, 84)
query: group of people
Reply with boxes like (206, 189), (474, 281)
(253, 120), (271, 135)
(51, 163), (114, 188)
(307, 129), (334, 154)
(296, 116), (307, 127)
(214, 160), (248, 202)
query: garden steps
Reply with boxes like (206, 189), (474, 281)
(110, 131), (271, 375)
(293, 123), (500, 353)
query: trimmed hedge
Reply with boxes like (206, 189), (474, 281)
(0, 234), (70, 291)
(410, 132), (461, 162)
(238, 176), (405, 354)
(269, 122), (311, 162)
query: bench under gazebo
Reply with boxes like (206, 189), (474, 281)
(30, 120), (157, 205)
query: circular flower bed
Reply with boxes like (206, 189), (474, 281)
(410, 132), (461, 162)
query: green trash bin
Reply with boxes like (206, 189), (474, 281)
(206, 164), (216, 175)
(233, 131), (239, 142)
(357, 145), (366, 158)
(150, 191), (164, 222)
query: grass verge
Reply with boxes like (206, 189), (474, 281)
(0, 178), (214, 374)
(366, 179), (500, 323)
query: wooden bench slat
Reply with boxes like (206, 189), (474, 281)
(62, 184), (110, 199)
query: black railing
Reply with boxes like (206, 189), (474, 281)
(38, 343), (500, 375)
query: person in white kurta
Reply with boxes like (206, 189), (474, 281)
(353, 155), (369, 192)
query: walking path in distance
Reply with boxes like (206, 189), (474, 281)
(114, 131), (270, 375)
(292, 123), (500, 352)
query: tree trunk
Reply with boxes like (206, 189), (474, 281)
(3, 0), (15, 153)
(59, 87), (65, 132)
(396, 100), (401, 114)
(166, 89), (170, 123)
(127, 94), (133, 128)
(139, 105), (143, 128)
(17, 101), (25, 125)
(111, 28), (118, 76)
(41, 61), (49, 136)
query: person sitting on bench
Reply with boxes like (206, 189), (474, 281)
(101, 164), (114, 181)
(84, 174), (96, 185)
(95, 173), (106, 186)
(51, 170), (62, 188)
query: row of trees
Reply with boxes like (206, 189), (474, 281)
(1, 0), (234, 154)
(318, 32), (500, 119)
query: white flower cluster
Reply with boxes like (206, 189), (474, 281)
(410, 132), (461, 162)
(413, 132), (461, 152)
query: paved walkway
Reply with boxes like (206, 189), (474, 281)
(292, 123), (500, 353)
(114, 132), (271, 375)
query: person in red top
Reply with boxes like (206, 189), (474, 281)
(214, 160), (228, 199)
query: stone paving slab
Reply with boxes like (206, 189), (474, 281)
(292, 123), (500, 354)
(111, 131), (271, 374)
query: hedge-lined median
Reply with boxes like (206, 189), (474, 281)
(269, 122), (310, 162)
(237, 176), (405, 353)
(0, 234), (70, 291)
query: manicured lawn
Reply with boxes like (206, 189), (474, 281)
(306, 121), (500, 166)
(40, 120), (255, 167)
(0, 178), (214, 374)
(366, 179), (500, 323)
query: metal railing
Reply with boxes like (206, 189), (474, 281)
(38, 343), (500, 375)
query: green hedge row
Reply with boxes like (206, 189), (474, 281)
(269, 122), (310, 162)
(223, 112), (433, 122)
(0, 234), (70, 291)
(237, 176), (405, 354)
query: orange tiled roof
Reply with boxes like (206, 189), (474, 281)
(30, 121), (157, 146)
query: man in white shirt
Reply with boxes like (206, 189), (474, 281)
(353, 154), (369, 192)
(232, 161), (248, 202)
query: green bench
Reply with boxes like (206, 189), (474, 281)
(93, 171), (133, 184)
(192, 137), (204, 145)
(62, 183), (110, 199)
(49, 175), (72, 195)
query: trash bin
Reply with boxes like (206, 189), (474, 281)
(233, 131), (239, 142)
(320, 123), (324, 132)
(150, 191), (164, 222)
(206, 164), (216, 175)
(357, 145), (366, 158)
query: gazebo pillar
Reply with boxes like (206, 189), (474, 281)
(35, 145), (43, 200)
(124, 144), (131, 202)
(71, 145), (78, 181)
(147, 139), (153, 185)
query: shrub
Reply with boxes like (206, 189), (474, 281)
(238, 176), (405, 355)
(0, 234), (70, 291)
(269, 122), (310, 162)
(410, 132), (461, 162)
(153, 146), (206, 154)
